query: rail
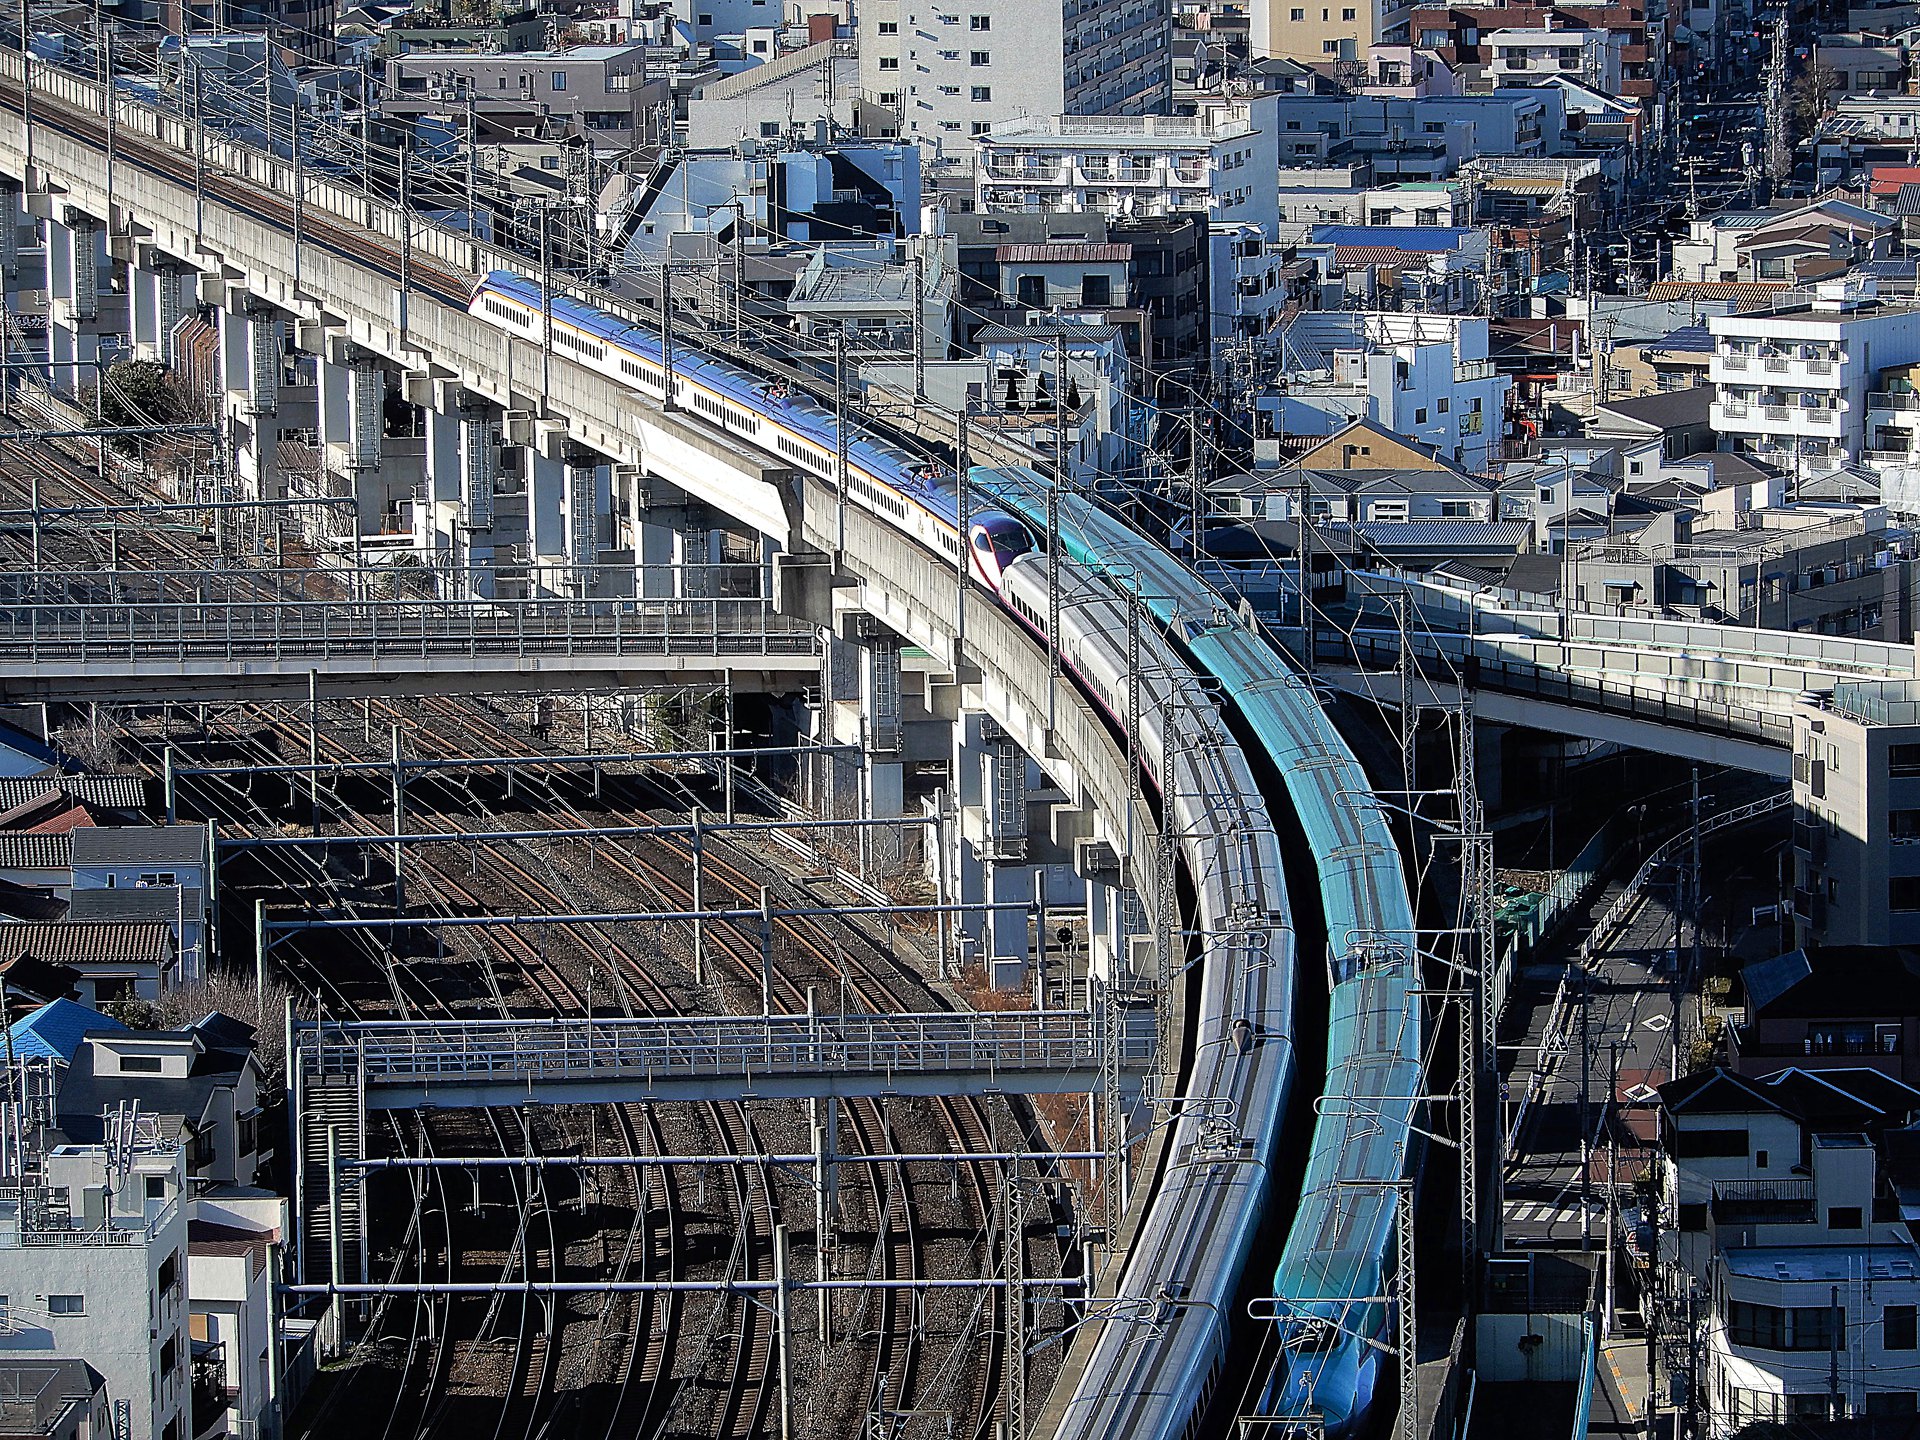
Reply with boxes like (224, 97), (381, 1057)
(298, 1009), (1149, 1086)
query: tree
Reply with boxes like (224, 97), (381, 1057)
(95, 358), (190, 431)
(1789, 64), (1841, 138)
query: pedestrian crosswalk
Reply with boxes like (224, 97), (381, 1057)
(1506, 1197), (1606, 1228)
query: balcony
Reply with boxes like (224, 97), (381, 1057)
(1763, 357), (1791, 374)
(1711, 1177), (1815, 1226)
(1713, 399), (1752, 423)
(1720, 354), (1750, 371)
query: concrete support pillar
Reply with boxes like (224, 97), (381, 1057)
(855, 620), (905, 874)
(131, 257), (187, 365)
(529, 448), (564, 560)
(49, 209), (99, 323)
(563, 444), (604, 591)
(980, 730), (1031, 988)
(221, 302), (286, 502)
(1077, 838), (1126, 985)
(0, 181), (22, 283)
(45, 209), (101, 398)
(347, 358), (383, 474)
(418, 401), (462, 559)
(1474, 720), (1505, 813)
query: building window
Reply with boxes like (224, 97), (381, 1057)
(47, 1295), (83, 1315)
(879, 56), (900, 69)
(971, 85), (991, 100)
(1829, 1206), (1864, 1230)
(1894, 743), (1920, 777)
(969, 13), (990, 27)
(760, 121), (780, 137)
(1893, 877), (1920, 912)
(1676, 1202), (1707, 1231)
(971, 120), (990, 134)
(971, 50), (989, 64)
(1323, 39), (1340, 51)
(1017, 276), (1045, 307)
(1343, 6), (1357, 16)
(1081, 274), (1111, 306)
(551, 71), (566, 92)
(1893, 810), (1920, 842)
(1754, 1149), (1768, 1168)
(1887, 1305), (1919, 1351)
(1414, 407), (1428, 423)
(879, 19), (898, 32)
(145, 1176), (166, 1201)
(119, 1055), (163, 1073)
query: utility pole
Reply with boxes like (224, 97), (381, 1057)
(538, 201), (553, 413)
(397, 137), (412, 339)
(911, 247), (926, 402)
(1187, 410), (1203, 563)
(1764, 15), (1791, 201)
(465, 93), (478, 240)
(1296, 473), (1315, 671)
(660, 262), (676, 412)
(955, 405), (970, 661)
(1579, 957), (1593, 1250)
(833, 329), (848, 557)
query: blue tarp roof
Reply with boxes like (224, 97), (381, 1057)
(6, 998), (126, 1062)
(1307, 224), (1472, 251)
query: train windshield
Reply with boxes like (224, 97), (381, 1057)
(977, 517), (1036, 559)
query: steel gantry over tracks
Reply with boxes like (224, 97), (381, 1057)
(293, 1007), (1154, 1108)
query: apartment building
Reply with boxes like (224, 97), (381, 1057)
(1484, 24), (1624, 92)
(1408, 0), (1661, 98)
(0, 1123), (192, 1440)
(857, 0), (1171, 156)
(1788, 680), (1920, 949)
(974, 100), (1282, 239)
(1709, 278), (1920, 479)
(1260, 312), (1511, 470)
(1249, 0), (1415, 66)
(944, 211), (1209, 372)
(1671, 199), (1893, 284)
(1657, 1067), (1920, 1433)
(384, 44), (657, 148)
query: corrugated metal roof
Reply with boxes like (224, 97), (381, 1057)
(994, 243), (1133, 263)
(1333, 245), (1417, 265)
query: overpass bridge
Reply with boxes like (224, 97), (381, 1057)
(1326, 572), (1919, 774)
(0, 589), (820, 700)
(295, 1008), (1152, 1109)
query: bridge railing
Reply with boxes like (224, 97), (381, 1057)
(0, 592), (818, 660)
(297, 1009), (1149, 1084)
(1351, 571), (1915, 677)
(1344, 630), (1797, 747)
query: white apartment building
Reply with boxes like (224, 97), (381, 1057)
(1484, 26), (1625, 94)
(0, 1124), (191, 1440)
(1710, 278), (1920, 480)
(856, 0), (1170, 156)
(975, 99), (1282, 237)
(1792, 681), (1920, 950)
(1262, 312), (1510, 470)
(1210, 223), (1288, 368)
